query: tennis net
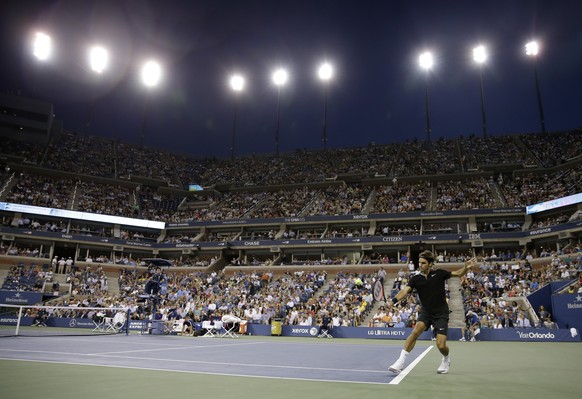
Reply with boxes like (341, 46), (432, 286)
(0, 304), (130, 337)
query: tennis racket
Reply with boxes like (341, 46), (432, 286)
(373, 279), (387, 302)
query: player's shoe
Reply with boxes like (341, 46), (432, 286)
(389, 359), (405, 374)
(470, 337), (476, 342)
(459, 337), (466, 341)
(437, 357), (450, 374)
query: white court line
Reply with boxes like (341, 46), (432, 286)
(389, 346), (433, 384)
(93, 341), (262, 355)
(0, 347), (387, 374)
(93, 353), (388, 374)
(30, 336), (203, 347)
(0, 339), (430, 384)
(0, 357), (390, 385)
(0, 349), (89, 357)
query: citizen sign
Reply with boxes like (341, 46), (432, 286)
(382, 236), (403, 242)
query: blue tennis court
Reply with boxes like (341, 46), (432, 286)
(0, 335), (431, 385)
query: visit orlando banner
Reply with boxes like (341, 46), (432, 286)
(477, 328), (580, 342)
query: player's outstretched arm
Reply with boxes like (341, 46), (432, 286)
(389, 285), (412, 306)
(451, 257), (477, 277)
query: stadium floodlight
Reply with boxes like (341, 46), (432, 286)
(30, 32), (52, 95)
(419, 52), (433, 70)
(230, 74), (245, 92)
(318, 62), (334, 150)
(419, 52), (433, 143)
(88, 46), (109, 74)
(141, 60), (162, 88)
(473, 45), (488, 137)
(318, 62), (334, 81)
(32, 32), (52, 61)
(272, 68), (288, 87)
(272, 67), (288, 156)
(473, 45), (487, 64)
(525, 41), (546, 133)
(229, 74), (245, 159)
(525, 41), (539, 56)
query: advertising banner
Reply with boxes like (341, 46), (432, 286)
(0, 290), (43, 305)
(478, 328), (580, 342)
(330, 326), (434, 340)
(552, 293), (582, 332)
(282, 325), (320, 337)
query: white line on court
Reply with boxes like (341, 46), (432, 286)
(0, 357), (391, 385)
(30, 336), (208, 347)
(0, 347), (388, 374)
(92, 353), (389, 374)
(92, 340), (263, 355)
(0, 348), (93, 357)
(389, 346), (433, 384)
(0, 339), (431, 384)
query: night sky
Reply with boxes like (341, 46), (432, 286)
(1, 0), (581, 158)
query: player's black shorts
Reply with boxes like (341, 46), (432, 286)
(417, 309), (449, 336)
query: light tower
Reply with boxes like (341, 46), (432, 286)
(229, 74), (245, 159)
(272, 67), (288, 157)
(30, 31), (52, 95)
(86, 45), (109, 132)
(473, 45), (488, 137)
(525, 41), (547, 133)
(419, 51), (434, 143)
(140, 60), (162, 147)
(318, 61), (334, 150)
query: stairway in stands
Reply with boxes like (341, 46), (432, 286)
(447, 278), (466, 328)
(106, 271), (120, 295)
(0, 269), (9, 288)
(315, 275), (334, 300)
(48, 270), (121, 297)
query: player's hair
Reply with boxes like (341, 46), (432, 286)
(418, 250), (435, 263)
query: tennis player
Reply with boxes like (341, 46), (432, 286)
(388, 250), (477, 374)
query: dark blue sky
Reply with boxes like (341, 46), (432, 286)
(1, 0), (581, 158)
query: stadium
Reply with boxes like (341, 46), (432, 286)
(1, 2), (582, 398)
(1, 90), (581, 397)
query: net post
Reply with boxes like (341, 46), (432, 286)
(1, 304), (131, 337)
(125, 308), (130, 336)
(15, 306), (23, 336)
